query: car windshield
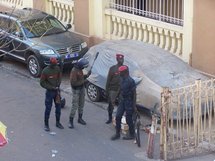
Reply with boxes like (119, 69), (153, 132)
(21, 16), (66, 38)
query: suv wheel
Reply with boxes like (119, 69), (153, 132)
(86, 83), (101, 102)
(27, 55), (42, 78)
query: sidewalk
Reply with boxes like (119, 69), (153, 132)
(176, 153), (215, 161)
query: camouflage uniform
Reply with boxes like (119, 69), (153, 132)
(69, 65), (88, 128)
(70, 67), (85, 117)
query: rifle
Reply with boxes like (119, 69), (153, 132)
(84, 52), (99, 87)
(85, 52), (99, 77)
(91, 52), (99, 71)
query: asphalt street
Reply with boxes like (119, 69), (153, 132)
(0, 62), (154, 161)
(1, 58), (214, 161)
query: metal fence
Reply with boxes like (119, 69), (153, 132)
(109, 0), (184, 26)
(160, 79), (215, 160)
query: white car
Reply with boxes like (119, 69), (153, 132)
(83, 40), (209, 113)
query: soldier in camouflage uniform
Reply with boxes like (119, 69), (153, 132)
(105, 54), (124, 124)
(69, 58), (91, 129)
(40, 57), (64, 132)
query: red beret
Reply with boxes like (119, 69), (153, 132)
(116, 53), (124, 59)
(50, 57), (57, 64)
(118, 65), (128, 72)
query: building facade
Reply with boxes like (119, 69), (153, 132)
(0, 0), (214, 75)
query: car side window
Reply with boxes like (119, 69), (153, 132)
(0, 17), (10, 32)
(9, 21), (22, 37)
(9, 20), (20, 35)
(49, 18), (62, 29)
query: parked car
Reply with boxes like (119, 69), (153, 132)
(0, 8), (88, 77)
(83, 40), (209, 113)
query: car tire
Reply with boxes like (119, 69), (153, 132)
(27, 55), (42, 78)
(86, 83), (101, 102)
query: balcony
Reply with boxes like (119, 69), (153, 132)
(104, 0), (188, 61)
(109, 0), (184, 26)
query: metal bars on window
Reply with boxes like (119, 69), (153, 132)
(109, 0), (184, 26)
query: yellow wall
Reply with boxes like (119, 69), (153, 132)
(74, 0), (89, 35)
(88, 0), (108, 37)
(33, 0), (45, 11)
(192, 0), (215, 75)
(74, 0), (105, 47)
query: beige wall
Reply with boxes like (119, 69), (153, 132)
(192, 0), (215, 75)
(74, 0), (105, 47)
(74, 0), (89, 36)
(33, 0), (45, 11)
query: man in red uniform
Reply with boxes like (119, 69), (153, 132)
(105, 54), (124, 124)
(111, 65), (136, 140)
(40, 57), (64, 131)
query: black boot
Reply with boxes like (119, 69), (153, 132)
(68, 117), (74, 129)
(122, 134), (135, 140)
(44, 119), (50, 132)
(56, 116), (64, 129)
(111, 132), (120, 140)
(56, 121), (64, 129)
(105, 112), (112, 124)
(78, 114), (86, 125)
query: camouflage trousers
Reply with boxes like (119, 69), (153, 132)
(70, 87), (85, 118)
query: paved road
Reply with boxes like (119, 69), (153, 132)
(0, 62), (155, 161)
(1, 58), (214, 161)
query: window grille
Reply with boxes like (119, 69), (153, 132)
(109, 0), (184, 26)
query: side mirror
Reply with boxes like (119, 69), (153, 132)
(15, 31), (23, 38)
(66, 24), (72, 30)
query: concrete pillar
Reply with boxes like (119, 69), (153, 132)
(74, 0), (90, 36)
(192, 0), (215, 75)
(182, 0), (194, 63)
(89, 0), (109, 37)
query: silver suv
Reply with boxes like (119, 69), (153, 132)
(0, 8), (88, 77)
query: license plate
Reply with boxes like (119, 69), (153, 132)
(65, 53), (78, 59)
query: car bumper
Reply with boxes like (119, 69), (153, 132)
(39, 47), (88, 67)
(62, 47), (88, 65)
